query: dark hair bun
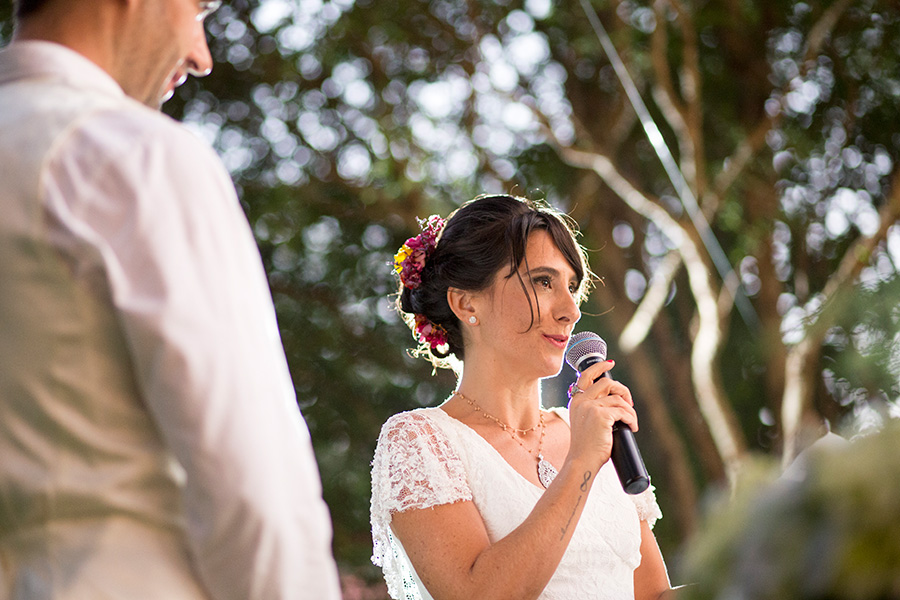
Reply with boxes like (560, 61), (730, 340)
(394, 194), (591, 370)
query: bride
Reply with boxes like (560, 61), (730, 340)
(370, 194), (674, 600)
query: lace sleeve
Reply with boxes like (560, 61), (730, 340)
(370, 410), (472, 599)
(629, 483), (663, 529)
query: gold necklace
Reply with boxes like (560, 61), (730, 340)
(453, 391), (558, 488)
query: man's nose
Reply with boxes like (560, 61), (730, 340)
(185, 22), (213, 77)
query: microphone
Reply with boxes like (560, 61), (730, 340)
(565, 332), (650, 495)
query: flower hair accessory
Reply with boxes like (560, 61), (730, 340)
(393, 215), (448, 350)
(392, 215), (445, 290)
(414, 314), (448, 350)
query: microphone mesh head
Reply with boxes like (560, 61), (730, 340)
(565, 331), (607, 371)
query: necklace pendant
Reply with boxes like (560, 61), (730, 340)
(537, 454), (558, 488)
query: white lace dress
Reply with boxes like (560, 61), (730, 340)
(370, 406), (662, 600)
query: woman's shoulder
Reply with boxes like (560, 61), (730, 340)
(382, 406), (443, 422)
(375, 407), (460, 452)
(379, 407), (446, 434)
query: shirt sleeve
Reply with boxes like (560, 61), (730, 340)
(44, 109), (341, 600)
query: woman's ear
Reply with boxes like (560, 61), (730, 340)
(447, 287), (477, 324)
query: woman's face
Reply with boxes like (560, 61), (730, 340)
(472, 229), (582, 379)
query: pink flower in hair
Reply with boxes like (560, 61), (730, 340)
(392, 215), (445, 290)
(414, 314), (448, 350)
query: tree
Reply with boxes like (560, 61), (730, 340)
(4, 0), (899, 583)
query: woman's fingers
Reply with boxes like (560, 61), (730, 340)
(570, 393), (638, 430)
(568, 390), (639, 450)
(574, 362), (633, 406)
(577, 359), (615, 383)
(569, 367), (638, 428)
(572, 374), (633, 408)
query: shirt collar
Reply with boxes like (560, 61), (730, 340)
(0, 40), (126, 100)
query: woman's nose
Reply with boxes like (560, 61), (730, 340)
(556, 289), (581, 324)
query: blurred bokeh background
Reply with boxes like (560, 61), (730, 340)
(3, 0), (899, 596)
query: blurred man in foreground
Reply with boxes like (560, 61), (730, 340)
(0, 1), (341, 598)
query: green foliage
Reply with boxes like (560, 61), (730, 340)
(820, 275), (900, 433)
(679, 423), (900, 598)
(242, 179), (457, 568)
(0, 3), (11, 44)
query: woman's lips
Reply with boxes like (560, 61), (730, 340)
(543, 334), (569, 350)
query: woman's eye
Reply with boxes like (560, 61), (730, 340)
(534, 276), (552, 288)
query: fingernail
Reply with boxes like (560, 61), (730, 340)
(606, 359), (614, 363)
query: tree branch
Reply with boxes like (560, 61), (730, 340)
(550, 143), (748, 482)
(781, 167), (900, 464)
(620, 250), (683, 352)
(650, 0), (705, 202)
(803, 0), (856, 63)
(671, 0), (707, 200)
(708, 117), (774, 207)
(704, 0), (856, 214)
(650, 1), (687, 120)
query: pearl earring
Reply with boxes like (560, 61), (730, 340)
(468, 316), (477, 324)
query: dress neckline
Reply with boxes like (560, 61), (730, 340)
(424, 405), (570, 493)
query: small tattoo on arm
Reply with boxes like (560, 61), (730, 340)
(580, 470), (592, 492)
(560, 472), (592, 540)
(560, 495), (582, 540)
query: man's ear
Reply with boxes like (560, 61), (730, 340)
(447, 287), (477, 323)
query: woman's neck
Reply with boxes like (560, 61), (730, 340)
(451, 364), (544, 430)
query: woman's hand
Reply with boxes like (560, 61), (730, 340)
(566, 359), (638, 470)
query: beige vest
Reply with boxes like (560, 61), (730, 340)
(0, 55), (208, 599)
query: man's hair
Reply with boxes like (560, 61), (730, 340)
(14, 0), (52, 19)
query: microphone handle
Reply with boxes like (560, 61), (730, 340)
(611, 423), (650, 494)
(592, 368), (650, 495)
